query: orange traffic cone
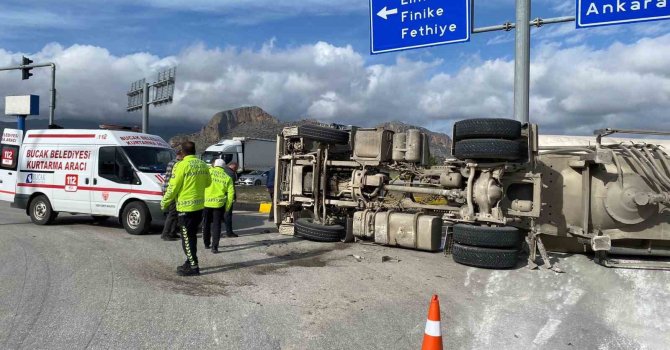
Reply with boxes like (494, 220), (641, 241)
(421, 295), (443, 350)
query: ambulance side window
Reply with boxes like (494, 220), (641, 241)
(98, 147), (134, 184)
(1, 145), (20, 171)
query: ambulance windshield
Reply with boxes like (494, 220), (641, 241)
(123, 146), (175, 173)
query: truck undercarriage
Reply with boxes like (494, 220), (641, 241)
(273, 119), (670, 270)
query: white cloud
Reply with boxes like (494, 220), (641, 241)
(2, 35), (670, 135)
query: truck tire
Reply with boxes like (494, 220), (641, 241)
(294, 218), (344, 242)
(453, 224), (522, 248)
(122, 201), (151, 235)
(29, 195), (57, 225)
(452, 243), (519, 269)
(454, 139), (522, 161)
(287, 125), (350, 144)
(453, 118), (522, 141)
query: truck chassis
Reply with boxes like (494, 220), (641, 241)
(273, 120), (670, 270)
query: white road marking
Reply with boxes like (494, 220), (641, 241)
(532, 318), (562, 346)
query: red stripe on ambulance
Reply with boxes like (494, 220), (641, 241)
(17, 183), (162, 196)
(27, 134), (96, 139)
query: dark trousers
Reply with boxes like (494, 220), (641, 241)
(268, 188), (274, 221)
(224, 203), (234, 235)
(202, 207), (224, 248)
(161, 203), (178, 237)
(178, 210), (203, 267)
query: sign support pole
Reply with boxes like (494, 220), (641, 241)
(142, 82), (150, 134)
(16, 116), (26, 133)
(514, 0), (531, 124)
(469, 1), (575, 125)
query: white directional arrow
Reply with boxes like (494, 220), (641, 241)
(377, 6), (398, 20)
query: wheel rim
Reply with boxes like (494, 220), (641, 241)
(127, 209), (141, 229)
(34, 201), (47, 220)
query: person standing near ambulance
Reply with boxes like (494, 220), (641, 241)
(202, 159), (235, 254)
(160, 150), (183, 241)
(161, 141), (211, 276)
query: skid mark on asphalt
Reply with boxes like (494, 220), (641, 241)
(83, 248), (115, 349)
(11, 234), (52, 350)
(2, 235), (28, 349)
(137, 262), (230, 297)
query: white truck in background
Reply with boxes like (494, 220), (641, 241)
(201, 137), (276, 174)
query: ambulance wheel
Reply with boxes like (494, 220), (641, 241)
(122, 201), (151, 235)
(29, 195), (56, 225)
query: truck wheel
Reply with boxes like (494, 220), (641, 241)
(29, 195), (57, 225)
(453, 224), (522, 248)
(288, 124), (350, 144)
(122, 201), (151, 235)
(452, 243), (519, 269)
(453, 118), (522, 141)
(454, 139), (522, 161)
(295, 218), (344, 242)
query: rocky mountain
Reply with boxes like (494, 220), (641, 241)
(169, 106), (453, 159)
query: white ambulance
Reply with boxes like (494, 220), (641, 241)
(0, 128), (175, 235)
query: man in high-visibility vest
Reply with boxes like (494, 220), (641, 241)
(161, 141), (211, 276)
(203, 159), (235, 254)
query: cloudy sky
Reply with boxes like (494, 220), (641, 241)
(1, 0), (669, 135)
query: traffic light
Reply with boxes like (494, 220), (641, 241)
(21, 56), (33, 80)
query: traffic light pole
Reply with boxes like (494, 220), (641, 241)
(470, 0), (576, 124)
(0, 62), (57, 125)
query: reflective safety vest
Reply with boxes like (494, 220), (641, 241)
(161, 155), (212, 212)
(204, 166), (235, 210)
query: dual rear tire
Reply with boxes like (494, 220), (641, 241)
(452, 119), (525, 161)
(294, 218), (344, 242)
(451, 224), (523, 269)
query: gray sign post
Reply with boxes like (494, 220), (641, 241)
(127, 67), (176, 134)
(469, 0), (576, 124)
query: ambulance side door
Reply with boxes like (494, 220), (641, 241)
(91, 146), (134, 216)
(0, 143), (20, 202)
(51, 146), (95, 214)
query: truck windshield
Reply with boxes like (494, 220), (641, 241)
(123, 147), (175, 173)
(201, 152), (235, 165)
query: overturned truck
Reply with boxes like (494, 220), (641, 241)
(273, 119), (670, 270)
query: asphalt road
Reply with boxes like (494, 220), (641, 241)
(0, 203), (669, 350)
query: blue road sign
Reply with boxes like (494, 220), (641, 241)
(370, 0), (470, 54)
(577, 0), (670, 28)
